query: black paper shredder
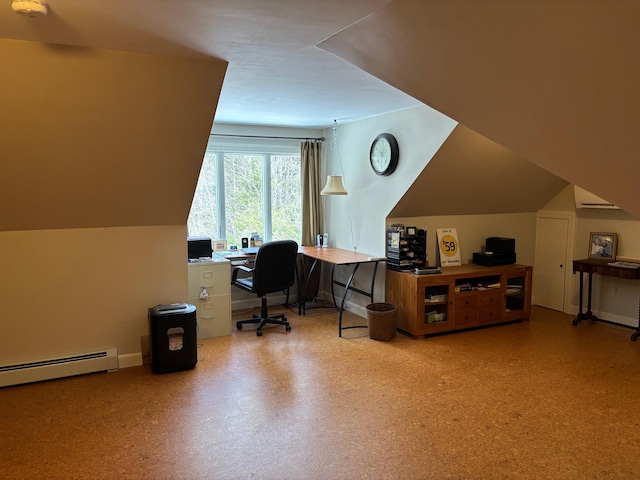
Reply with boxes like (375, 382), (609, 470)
(148, 303), (197, 374)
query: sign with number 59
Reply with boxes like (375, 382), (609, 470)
(437, 228), (461, 267)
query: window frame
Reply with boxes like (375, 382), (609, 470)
(189, 136), (302, 245)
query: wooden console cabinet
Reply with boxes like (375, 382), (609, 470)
(386, 263), (532, 338)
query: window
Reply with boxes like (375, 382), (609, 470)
(187, 145), (302, 247)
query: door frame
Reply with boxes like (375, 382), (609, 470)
(535, 210), (576, 314)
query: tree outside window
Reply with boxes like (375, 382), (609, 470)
(187, 150), (301, 247)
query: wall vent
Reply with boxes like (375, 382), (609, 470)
(574, 185), (620, 209)
(0, 348), (118, 387)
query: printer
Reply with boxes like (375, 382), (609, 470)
(187, 236), (212, 260)
(473, 237), (516, 266)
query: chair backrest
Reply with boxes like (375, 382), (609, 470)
(251, 240), (299, 295)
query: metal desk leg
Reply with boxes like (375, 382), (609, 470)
(338, 263), (360, 337)
(369, 261), (379, 302)
(330, 264), (338, 308)
(301, 257), (320, 316)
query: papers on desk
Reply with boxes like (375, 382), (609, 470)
(608, 261), (640, 269)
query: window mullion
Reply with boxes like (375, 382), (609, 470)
(263, 154), (272, 242)
(216, 151), (226, 240)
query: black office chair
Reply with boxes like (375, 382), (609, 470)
(231, 240), (299, 336)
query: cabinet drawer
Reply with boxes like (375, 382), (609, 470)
(478, 291), (502, 325)
(453, 292), (478, 328)
(479, 291), (501, 311)
(188, 263), (231, 298)
(454, 307), (478, 328)
(454, 292), (478, 309)
(190, 295), (232, 338)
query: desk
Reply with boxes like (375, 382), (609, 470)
(298, 246), (385, 337)
(213, 251), (255, 265)
(572, 258), (640, 340)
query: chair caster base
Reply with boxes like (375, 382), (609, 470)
(236, 316), (291, 335)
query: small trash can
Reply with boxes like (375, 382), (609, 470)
(148, 303), (197, 373)
(366, 303), (398, 341)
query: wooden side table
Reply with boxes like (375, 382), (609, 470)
(572, 258), (640, 341)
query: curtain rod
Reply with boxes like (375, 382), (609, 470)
(210, 133), (324, 141)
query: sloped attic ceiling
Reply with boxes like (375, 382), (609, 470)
(318, 0), (640, 218)
(0, 39), (226, 232)
(390, 125), (568, 217)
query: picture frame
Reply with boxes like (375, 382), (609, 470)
(589, 232), (617, 260)
(406, 226), (417, 236)
(213, 239), (228, 252)
(390, 231), (400, 249)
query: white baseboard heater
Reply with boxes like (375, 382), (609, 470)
(0, 348), (118, 388)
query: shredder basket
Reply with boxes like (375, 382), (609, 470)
(366, 303), (398, 341)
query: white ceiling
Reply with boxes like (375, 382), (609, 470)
(0, 0), (422, 128)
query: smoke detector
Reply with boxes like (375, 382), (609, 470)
(12, 0), (48, 17)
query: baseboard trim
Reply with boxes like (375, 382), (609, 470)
(569, 304), (638, 327)
(316, 291), (367, 318)
(118, 352), (143, 369)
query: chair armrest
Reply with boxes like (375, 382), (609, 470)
(231, 265), (254, 283)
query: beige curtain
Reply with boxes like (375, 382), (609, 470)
(301, 140), (323, 246)
(299, 140), (323, 302)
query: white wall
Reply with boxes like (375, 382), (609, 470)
(0, 226), (188, 367)
(322, 105), (457, 255)
(321, 105), (457, 313)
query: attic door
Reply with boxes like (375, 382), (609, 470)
(533, 214), (572, 312)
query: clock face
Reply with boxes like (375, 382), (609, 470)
(369, 133), (399, 176)
(371, 138), (391, 171)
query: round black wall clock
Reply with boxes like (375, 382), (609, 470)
(369, 133), (399, 176)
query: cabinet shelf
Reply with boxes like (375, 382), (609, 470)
(424, 299), (447, 306)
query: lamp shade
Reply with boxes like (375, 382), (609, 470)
(320, 175), (348, 195)
(12, 0), (48, 16)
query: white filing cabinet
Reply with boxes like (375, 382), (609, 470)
(188, 257), (232, 339)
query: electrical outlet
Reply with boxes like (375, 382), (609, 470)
(614, 286), (619, 294)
